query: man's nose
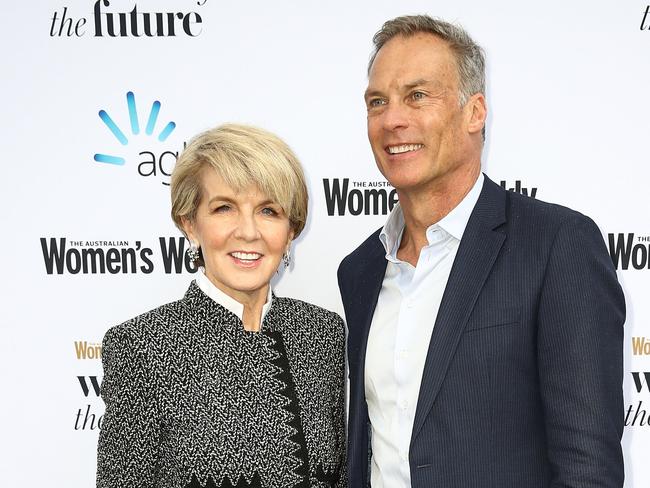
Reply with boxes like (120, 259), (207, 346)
(381, 101), (409, 131)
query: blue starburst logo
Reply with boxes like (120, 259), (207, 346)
(94, 91), (176, 166)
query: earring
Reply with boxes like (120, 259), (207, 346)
(282, 249), (291, 269)
(187, 242), (200, 264)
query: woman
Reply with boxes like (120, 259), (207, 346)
(97, 124), (346, 488)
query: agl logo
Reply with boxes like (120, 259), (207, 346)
(94, 91), (183, 185)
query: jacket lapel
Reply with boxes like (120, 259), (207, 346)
(345, 235), (387, 488)
(411, 176), (507, 441)
(348, 236), (388, 391)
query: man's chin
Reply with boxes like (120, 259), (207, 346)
(382, 173), (430, 192)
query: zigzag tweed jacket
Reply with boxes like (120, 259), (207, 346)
(97, 281), (347, 488)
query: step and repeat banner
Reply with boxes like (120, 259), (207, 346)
(1, 0), (649, 485)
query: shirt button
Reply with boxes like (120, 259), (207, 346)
(406, 299), (414, 308)
(399, 400), (408, 410)
(398, 349), (408, 359)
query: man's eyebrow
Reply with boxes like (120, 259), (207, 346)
(404, 78), (432, 89)
(364, 79), (443, 100)
(364, 87), (383, 100)
(407, 78), (450, 92)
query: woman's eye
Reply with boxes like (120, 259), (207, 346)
(213, 204), (231, 213)
(261, 207), (279, 216)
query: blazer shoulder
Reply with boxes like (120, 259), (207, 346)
(506, 190), (600, 234)
(272, 296), (345, 339)
(338, 227), (383, 276)
(102, 295), (188, 354)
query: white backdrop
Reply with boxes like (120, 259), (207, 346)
(1, 0), (649, 485)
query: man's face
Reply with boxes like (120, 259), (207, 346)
(365, 33), (474, 193)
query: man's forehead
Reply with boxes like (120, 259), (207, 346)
(364, 77), (446, 98)
(368, 35), (456, 71)
(375, 33), (454, 62)
(368, 34), (457, 85)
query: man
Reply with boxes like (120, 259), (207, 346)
(338, 15), (625, 488)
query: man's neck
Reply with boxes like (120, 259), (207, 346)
(396, 165), (480, 266)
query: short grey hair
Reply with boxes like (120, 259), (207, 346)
(368, 15), (485, 107)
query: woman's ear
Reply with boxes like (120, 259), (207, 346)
(286, 229), (295, 250)
(181, 217), (196, 245)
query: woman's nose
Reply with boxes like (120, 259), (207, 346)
(234, 213), (261, 241)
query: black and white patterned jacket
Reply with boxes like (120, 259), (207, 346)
(97, 281), (347, 488)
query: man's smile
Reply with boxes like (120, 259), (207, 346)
(386, 143), (424, 155)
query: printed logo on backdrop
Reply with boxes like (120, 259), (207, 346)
(74, 340), (104, 431)
(633, 337), (650, 356)
(608, 233), (650, 270)
(641, 6), (650, 30)
(75, 375), (103, 431)
(321, 178), (537, 216)
(628, 340), (650, 428)
(323, 179), (398, 216)
(50, 0), (207, 38)
(75, 340), (102, 360)
(499, 180), (537, 199)
(40, 237), (197, 275)
(626, 371), (650, 428)
(94, 91), (184, 186)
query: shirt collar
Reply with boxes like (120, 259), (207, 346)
(378, 204), (406, 261)
(379, 172), (484, 257)
(437, 172), (484, 241)
(195, 269), (273, 322)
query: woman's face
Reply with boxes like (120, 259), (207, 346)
(183, 168), (294, 305)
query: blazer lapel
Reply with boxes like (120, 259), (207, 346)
(345, 235), (387, 488)
(348, 237), (388, 388)
(411, 176), (507, 441)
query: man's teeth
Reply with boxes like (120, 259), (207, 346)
(231, 252), (261, 260)
(387, 144), (423, 154)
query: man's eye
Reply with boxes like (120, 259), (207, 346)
(411, 91), (426, 100)
(368, 98), (386, 108)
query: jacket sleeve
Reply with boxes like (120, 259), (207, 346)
(537, 215), (625, 487)
(96, 324), (161, 487)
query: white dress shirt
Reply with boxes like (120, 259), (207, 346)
(196, 269), (272, 325)
(365, 173), (484, 488)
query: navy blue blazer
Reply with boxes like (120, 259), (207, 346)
(338, 175), (625, 488)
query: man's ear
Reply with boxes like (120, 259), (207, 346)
(466, 92), (487, 136)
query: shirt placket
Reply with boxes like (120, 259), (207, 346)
(393, 232), (445, 481)
(393, 261), (418, 477)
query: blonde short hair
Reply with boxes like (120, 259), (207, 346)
(171, 123), (308, 238)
